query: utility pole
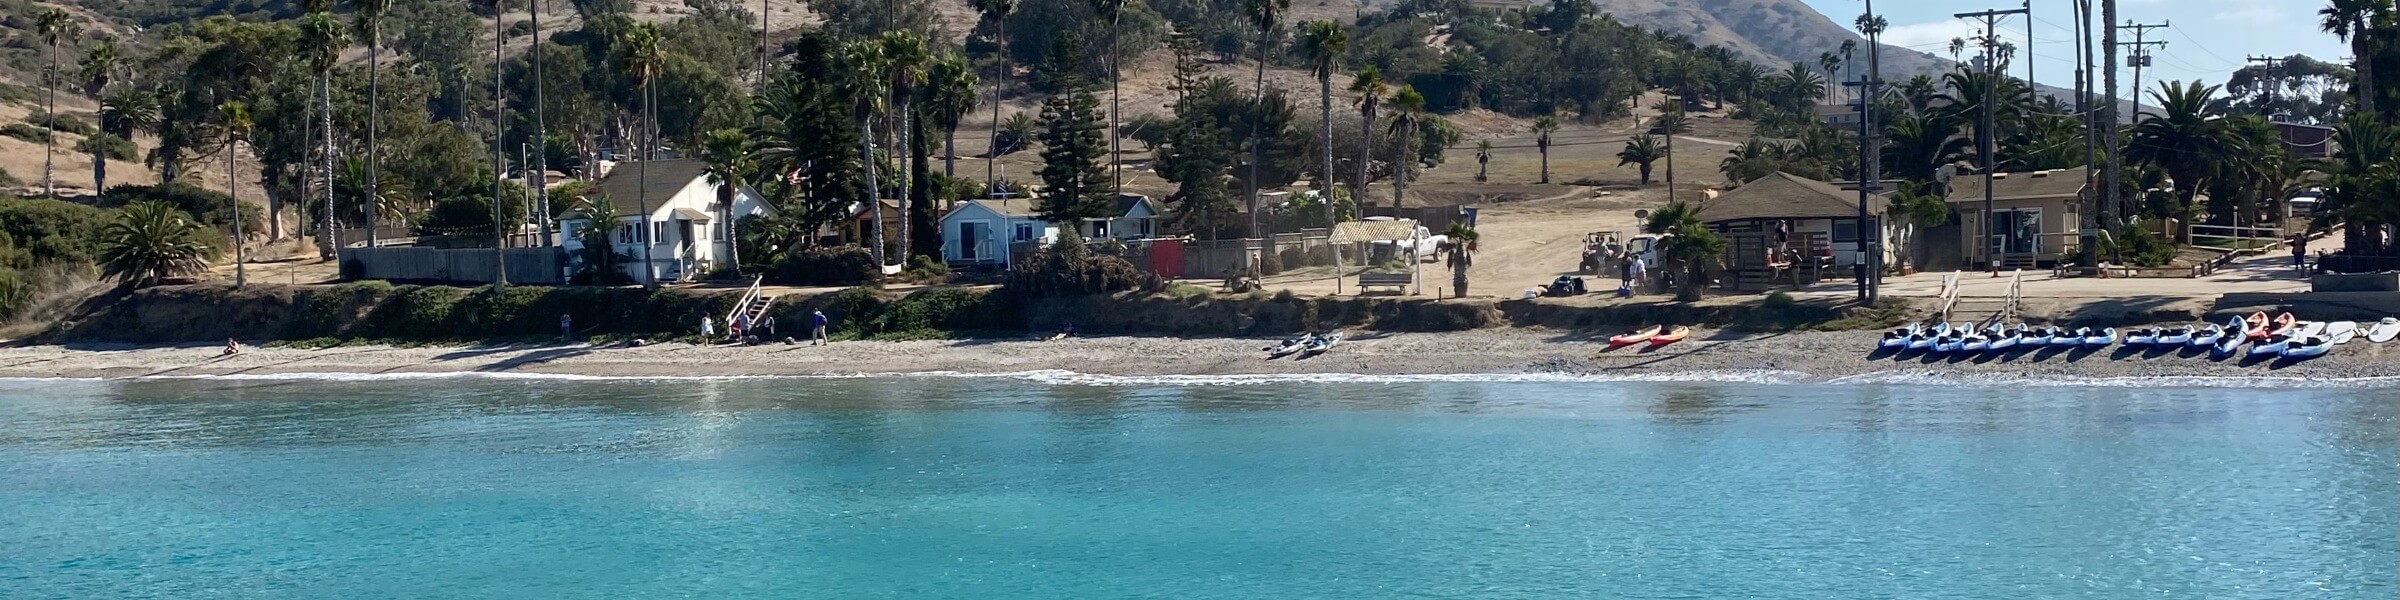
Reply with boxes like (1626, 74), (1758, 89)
(1960, 5), (2027, 276)
(2101, 0), (2120, 257)
(2023, 0), (2035, 95)
(491, 2), (508, 288)
(2247, 55), (2289, 119)
(1846, 1), (1885, 303)
(2075, 0), (2098, 271)
(2117, 21), (2168, 120)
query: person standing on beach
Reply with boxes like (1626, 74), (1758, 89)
(1627, 255), (1648, 295)
(559, 314), (574, 342)
(701, 315), (715, 340)
(2292, 236), (2307, 272)
(811, 310), (829, 345)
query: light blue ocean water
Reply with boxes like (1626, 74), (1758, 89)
(0, 376), (2392, 599)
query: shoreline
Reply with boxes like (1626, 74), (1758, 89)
(3, 329), (2394, 386)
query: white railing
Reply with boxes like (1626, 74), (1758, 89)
(725, 275), (764, 325)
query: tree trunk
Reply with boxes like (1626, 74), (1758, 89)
(944, 127), (957, 178)
(1355, 104), (1374, 210)
(638, 82), (658, 288)
(366, 36), (382, 248)
(43, 44), (55, 198)
(897, 102), (912, 265)
(987, 22), (1005, 188)
(862, 112), (887, 270)
(1318, 75), (1341, 271)
(1390, 124), (1409, 208)
(1247, 32), (1267, 240)
(319, 71), (337, 259)
(1538, 145), (1548, 183)
(2356, 23), (2378, 116)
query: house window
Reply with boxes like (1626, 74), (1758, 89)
(653, 222), (668, 245)
(1015, 223), (1035, 241)
(1832, 220), (1859, 244)
(1138, 218), (1155, 238)
(620, 222), (639, 243)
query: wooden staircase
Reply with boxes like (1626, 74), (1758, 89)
(726, 276), (777, 335)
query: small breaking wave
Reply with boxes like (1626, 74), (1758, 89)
(2, 368), (2393, 389)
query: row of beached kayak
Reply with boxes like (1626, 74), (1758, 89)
(1262, 331), (1346, 359)
(1876, 314), (2400, 360)
(1605, 325), (1692, 347)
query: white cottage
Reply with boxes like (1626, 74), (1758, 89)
(561, 159), (773, 284)
(940, 199), (1058, 268)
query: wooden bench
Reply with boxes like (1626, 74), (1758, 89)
(1357, 272), (1413, 293)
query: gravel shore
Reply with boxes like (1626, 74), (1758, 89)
(3, 329), (2393, 384)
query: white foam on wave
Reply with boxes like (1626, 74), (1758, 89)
(912, 369), (1812, 387)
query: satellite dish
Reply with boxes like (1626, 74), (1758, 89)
(1634, 209), (1651, 220)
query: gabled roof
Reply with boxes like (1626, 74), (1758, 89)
(947, 199), (1044, 220)
(1696, 172), (1886, 223)
(592, 159), (711, 216)
(1946, 167), (2091, 203)
(1114, 193), (1165, 217)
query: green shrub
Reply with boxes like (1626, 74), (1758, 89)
(765, 246), (878, 286)
(75, 133), (139, 162)
(280, 282), (398, 339)
(1, 123), (48, 143)
(30, 112), (95, 136)
(1762, 290), (1795, 309)
(354, 285), (470, 340)
(0, 198), (110, 265)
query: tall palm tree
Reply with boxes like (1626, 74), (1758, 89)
(923, 53), (979, 180)
(485, 0), (508, 286)
(99, 201), (215, 288)
(1297, 20), (1347, 255)
(216, 101), (253, 287)
(1475, 139), (1493, 182)
(299, 10), (345, 257)
(2125, 81), (2246, 243)
(1818, 51), (1843, 104)
(351, 0), (393, 247)
(1617, 135), (1663, 185)
(34, 8), (76, 198)
(1243, 0), (1291, 239)
(1348, 67), (1386, 207)
(2320, 0), (2387, 116)
(1386, 87), (1425, 208)
(1093, 0), (1128, 189)
(2313, 115), (2400, 252)
(970, 0), (1017, 186)
(1881, 112), (1969, 184)
(881, 31), (928, 264)
(1532, 115), (1558, 183)
(621, 22), (665, 287)
(699, 128), (752, 272)
(77, 37), (121, 193)
(838, 40), (891, 269)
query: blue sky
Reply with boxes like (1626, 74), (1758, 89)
(1798, 0), (2347, 99)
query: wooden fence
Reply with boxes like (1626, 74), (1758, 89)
(342, 247), (566, 285)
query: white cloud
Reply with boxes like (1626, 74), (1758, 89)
(1881, 20), (1982, 55)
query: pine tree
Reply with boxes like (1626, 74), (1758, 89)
(1035, 77), (1113, 226)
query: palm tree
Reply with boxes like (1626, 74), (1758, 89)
(1243, 0), (1291, 239)
(1617, 135), (1663, 185)
(1297, 20), (1348, 253)
(2312, 115), (2400, 253)
(1348, 68), (1387, 207)
(838, 40), (891, 269)
(483, 0), (507, 286)
(1474, 139), (1493, 182)
(881, 31), (928, 264)
(1440, 222), (1476, 297)
(351, 0), (393, 247)
(1644, 201), (1726, 301)
(2125, 81), (2247, 243)
(99, 201), (216, 288)
(1818, 51), (1843, 104)
(1947, 37), (1967, 63)
(1386, 87), (1425, 208)
(2320, 0), (2387, 115)
(970, 0), (1017, 186)
(336, 156), (410, 229)
(699, 128), (752, 272)
(1881, 112), (1969, 184)
(216, 101), (253, 287)
(34, 8), (77, 198)
(299, 10), (345, 257)
(77, 37), (121, 192)
(923, 54), (979, 180)
(621, 22), (665, 287)
(1093, 0), (1128, 189)
(1532, 115), (1558, 183)
(1776, 62), (1825, 111)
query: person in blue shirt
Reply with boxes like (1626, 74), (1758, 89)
(810, 310), (829, 346)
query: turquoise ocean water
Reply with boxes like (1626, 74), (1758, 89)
(0, 375), (2393, 598)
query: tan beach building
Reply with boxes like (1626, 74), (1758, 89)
(1947, 167), (2089, 269)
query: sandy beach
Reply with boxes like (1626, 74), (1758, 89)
(2, 329), (2392, 384)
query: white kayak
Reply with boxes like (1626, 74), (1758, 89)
(2156, 326), (2194, 346)
(2282, 334), (2335, 358)
(2325, 321), (2359, 345)
(2188, 324), (2224, 348)
(2053, 327), (2091, 347)
(2366, 317), (2400, 344)
(1989, 325), (2022, 351)
(1302, 331), (1344, 355)
(2252, 322), (2326, 357)
(2213, 315), (2249, 357)
(1265, 334), (1314, 358)
(1880, 325), (1918, 349)
(2082, 327), (2117, 347)
(2124, 328), (2158, 346)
